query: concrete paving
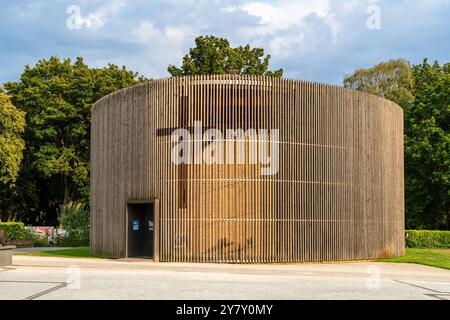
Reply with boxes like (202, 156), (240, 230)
(0, 256), (449, 300)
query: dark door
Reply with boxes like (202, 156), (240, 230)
(127, 203), (154, 258)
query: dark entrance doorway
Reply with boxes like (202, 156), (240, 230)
(127, 203), (154, 258)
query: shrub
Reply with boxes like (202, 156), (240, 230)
(406, 230), (450, 248)
(0, 222), (32, 240)
(32, 237), (49, 247)
(57, 229), (89, 247)
(58, 201), (90, 247)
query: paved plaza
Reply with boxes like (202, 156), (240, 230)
(0, 255), (449, 300)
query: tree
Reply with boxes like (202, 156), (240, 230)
(4, 56), (143, 225)
(58, 201), (90, 246)
(0, 93), (26, 221)
(343, 59), (414, 107)
(404, 60), (450, 230)
(344, 58), (450, 230)
(168, 35), (283, 77)
(0, 93), (25, 185)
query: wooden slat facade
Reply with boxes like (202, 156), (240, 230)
(91, 75), (405, 262)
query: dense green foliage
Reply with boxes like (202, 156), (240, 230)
(57, 201), (90, 247)
(0, 222), (32, 240)
(0, 93), (25, 185)
(405, 230), (450, 248)
(0, 221), (51, 246)
(168, 35), (283, 77)
(3, 57), (143, 224)
(343, 59), (414, 107)
(404, 60), (450, 230)
(344, 59), (450, 230)
(0, 94), (26, 222)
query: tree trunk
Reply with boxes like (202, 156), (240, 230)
(0, 203), (13, 222)
(447, 208), (450, 231)
(63, 174), (71, 205)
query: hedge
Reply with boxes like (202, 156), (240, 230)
(0, 222), (32, 241)
(56, 228), (90, 247)
(406, 230), (450, 248)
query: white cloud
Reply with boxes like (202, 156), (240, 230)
(132, 21), (192, 45)
(66, 0), (126, 30)
(223, 0), (347, 57)
(268, 34), (305, 58)
(340, 0), (361, 13)
(224, 0), (331, 35)
(2, 0), (450, 84)
(127, 21), (194, 76)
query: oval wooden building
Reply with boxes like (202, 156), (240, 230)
(91, 75), (405, 262)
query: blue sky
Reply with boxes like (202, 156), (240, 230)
(0, 0), (449, 85)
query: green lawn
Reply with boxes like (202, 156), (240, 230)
(19, 247), (109, 259)
(379, 248), (450, 270)
(19, 247), (450, 270)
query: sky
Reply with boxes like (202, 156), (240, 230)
(0, 0), (449, 85)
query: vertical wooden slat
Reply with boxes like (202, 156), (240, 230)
(91, 75), (404, 263)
